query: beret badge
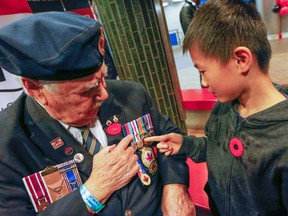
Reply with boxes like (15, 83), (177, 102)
(98, 27), (105, 56)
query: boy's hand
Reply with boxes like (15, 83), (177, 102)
(144, 133), (183, 156)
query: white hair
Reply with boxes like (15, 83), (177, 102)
(40, 80), (61, 93)
(17, 76), (61, 95)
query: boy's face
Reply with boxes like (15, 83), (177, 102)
(190, 47), (245, 103)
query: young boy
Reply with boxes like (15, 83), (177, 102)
(145, 0), (288, 215)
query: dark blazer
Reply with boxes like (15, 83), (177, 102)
(0, 80), (188, 216)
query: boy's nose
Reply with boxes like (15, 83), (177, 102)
(200, 75), (208, 88)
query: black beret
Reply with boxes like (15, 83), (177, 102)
(0, 12), (105, 80)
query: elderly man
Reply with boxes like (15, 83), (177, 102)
(0, 12), (195, 216)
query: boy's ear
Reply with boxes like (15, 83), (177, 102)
(233, 46), (252, 75)
(21, 78), (47, 105)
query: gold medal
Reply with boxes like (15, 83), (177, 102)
(140, 173), (151, 186)
(148, 160), (158, 175)
(141, 147), (158, 175)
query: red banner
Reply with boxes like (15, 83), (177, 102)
(0, 0), (32, 15)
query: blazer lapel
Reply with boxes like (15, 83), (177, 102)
(98, 90), (130, 209)
(24, 97), (92, 179)
(99, 91), (125, 145)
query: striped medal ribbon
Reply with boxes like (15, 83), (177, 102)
(122, 113), (154, 151)
(22, 160), (82, 212)
(122, 114), (154, 186)
(57, 160), (82, 192)
(22, 172), (52, 212)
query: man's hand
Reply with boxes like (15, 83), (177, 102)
(144, 133), (183, 156)
(162, 184), (196, 216)
(85, 135), (140, 203)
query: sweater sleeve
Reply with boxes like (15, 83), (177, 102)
(277, 153), (288, 211)
(177, 101), (219, 163)
(178, 135), (208, 163)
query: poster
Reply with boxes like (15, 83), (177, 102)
(0, 69), (23, 112)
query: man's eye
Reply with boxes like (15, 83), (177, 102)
(81, 89), (92, 95)
(81, 91), (89, 95)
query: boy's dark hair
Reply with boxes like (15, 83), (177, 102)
(183, 0), (271, 73)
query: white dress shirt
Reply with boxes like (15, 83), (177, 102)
(60, 118), (108, 148)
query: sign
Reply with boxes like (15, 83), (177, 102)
(0, 69), (23, 112)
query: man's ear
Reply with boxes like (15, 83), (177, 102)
(233, 46), (252, 76)
(21, 78), (47, 105)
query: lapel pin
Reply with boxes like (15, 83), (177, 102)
(73, 153), (84, 164)
(64, 147), (74, 156)
(50, 137), (64, 150)
(106, 115), (122, 136)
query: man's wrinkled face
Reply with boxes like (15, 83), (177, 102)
(40, 64), (109, 126)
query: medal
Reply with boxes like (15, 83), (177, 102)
(141, 147), (158, 175)
(23, 160), (82, 213)
(22, 172), (52, 212)
(37, 196), (50, 212)
(57, 160), (82, 192)
(130, 140), (144, 152)
(140, 174), (151, 186)
(41, 167), (69, 202)
(122, 114), (154, 151)
(137, 159), (151, 186)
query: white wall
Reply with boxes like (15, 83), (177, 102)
(163, 2), (185, 45)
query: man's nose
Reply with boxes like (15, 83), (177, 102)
(95, 84), (108, 101)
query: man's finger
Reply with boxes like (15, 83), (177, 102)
(127, 159), (140, 176)
(115, 135), (133, 150)
(106, 144), (117, 152)
(124, 155), (139, 176)
(97, 144), (116, 156)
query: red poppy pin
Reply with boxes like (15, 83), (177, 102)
(106, 115), (122, 136)
(64, 147), (74, 156)
(229, 138), (244, 157)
